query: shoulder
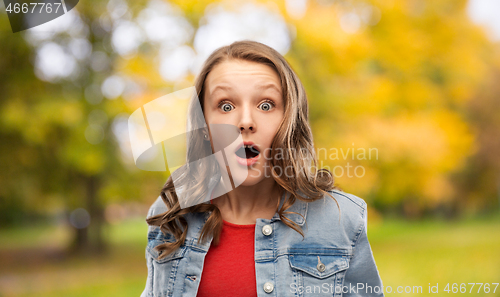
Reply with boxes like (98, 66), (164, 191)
(147, 195), (169, 218)
(307, 189), (367, 219)
(145, 196), (169, 234)
(304, 189), (368, 243)
(328, 189), (367, 213)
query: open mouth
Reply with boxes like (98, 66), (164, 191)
(235, 144), (260, 159)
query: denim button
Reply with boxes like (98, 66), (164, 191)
(317, 256), (326, 272)
(263, 282), (274, 293)
(262, 225), (273, 236)
(317, 263), (326, 272)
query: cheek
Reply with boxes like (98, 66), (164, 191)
(205, 111), (237, 125)
(203, 109), (214, 124)
(268, 110), (284, 130)
(262, 117), (283, 141)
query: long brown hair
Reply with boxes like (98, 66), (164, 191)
(146, 40), (341, 260)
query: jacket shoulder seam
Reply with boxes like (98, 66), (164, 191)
(147, 206), (167, 218)
(147, 196), (169, 218)
(329, 189), (367, 211)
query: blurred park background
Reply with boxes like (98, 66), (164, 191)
(1, 0), (500, 296)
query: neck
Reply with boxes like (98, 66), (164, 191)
(212, 178), (282, 224)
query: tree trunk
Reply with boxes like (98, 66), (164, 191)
(70, 174), (107, 255)
(86, 174), (107, 254)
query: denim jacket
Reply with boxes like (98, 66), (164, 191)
(140, 189), (384, 297)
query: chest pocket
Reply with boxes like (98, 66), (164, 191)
(288, 249), (350, 297)
(146, 230), (187, 297)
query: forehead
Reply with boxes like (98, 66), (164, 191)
(204, 60), (282, 97)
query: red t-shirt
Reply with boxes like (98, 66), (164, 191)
(196, 201), (257, 296)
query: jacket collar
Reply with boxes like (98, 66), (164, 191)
(270, 190), (307, 226)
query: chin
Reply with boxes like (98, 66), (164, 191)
(238, 176), (264, 187)
(236, 167), (271, 187)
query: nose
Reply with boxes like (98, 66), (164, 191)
(238, 104), (255, 133)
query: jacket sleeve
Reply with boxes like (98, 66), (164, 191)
(140, 252), (154, 297)
(342, 207), (385, 296)
(140, 201), (161, 297)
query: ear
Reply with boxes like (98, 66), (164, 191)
(202, 128), (210, 141)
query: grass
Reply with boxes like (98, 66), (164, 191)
(368, 213), (500, 296)
(0, 214), (499, 296)
(0, 218), (149, 297)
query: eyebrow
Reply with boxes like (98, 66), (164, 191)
(255, 83), (281, 93)
(210, 83), (282, 96)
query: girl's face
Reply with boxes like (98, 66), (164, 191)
(203, 59), (284, 187)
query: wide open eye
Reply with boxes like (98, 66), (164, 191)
(219, 102), (234, 112)
(259, 100), (275, 111)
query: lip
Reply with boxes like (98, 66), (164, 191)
(234, 141), (260, 167)
(234, 141), (260, 154)
(235, 154), (259, 166)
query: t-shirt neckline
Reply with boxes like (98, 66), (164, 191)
(222, 219), (256, 228)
